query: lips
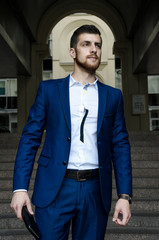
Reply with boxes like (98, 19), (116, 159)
(87, 55), (98, 60)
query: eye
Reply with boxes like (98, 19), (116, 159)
(83, 43), (89, 47)
(96, 44), (101, 49)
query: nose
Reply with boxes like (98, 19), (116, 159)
(90, 43), (97, 53)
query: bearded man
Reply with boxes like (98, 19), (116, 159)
(11, 25), (132, 240)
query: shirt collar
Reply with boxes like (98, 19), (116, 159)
(69, 73), (98, 89)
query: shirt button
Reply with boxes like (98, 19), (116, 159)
(83, 89), (87, 95)
(67, 137), (71, 141)
(62, 161), (67, 165)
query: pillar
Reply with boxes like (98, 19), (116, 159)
(113, 40), (149, 131)
(17, 43), (50, 133)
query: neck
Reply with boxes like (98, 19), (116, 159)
(72, 67), (96, 85)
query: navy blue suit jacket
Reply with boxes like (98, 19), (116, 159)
(13, 75), (132, 213)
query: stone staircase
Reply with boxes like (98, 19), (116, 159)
(106, 132), (159, 240)
(0, 132), (159, 240)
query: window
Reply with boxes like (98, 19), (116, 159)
(0, 81), (5, 95)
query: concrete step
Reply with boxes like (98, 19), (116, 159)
(1, 187), (159, 201)
(0, 169), (36, 178)
(132, 160), (159, 168)
(129, 131), (159, 140)
(130, 138), (159, 146)
(106, 227), (159, 235)
(132, 168), (159, 177)
(1, 212), (159, 230)
(0, 149), (17, 155)
(0, 132), (159, 240)
(0, 232), (158, 240)
(0, 153), (40, 163)
(1, 154), (159, 163)
(0, 171), (14, 179)
(0, 216), (24, 230)
(0, 179), (35, 190)
(0, 215), (159, 240)
(0, 188), (159, 203)
(1, 177), (159, 191)
(131, 153), (159, 160)
(1, 149), (159, 163)
(0, 229), (34, 239)
(0, 162), (38, 170)
(132, 177), (159, 187)
(0, 134), (44, 149)
(0, 155), (16, 162)
(0, 132), (159, 149)
(1, 159), (159, 170)
(0, 190), (33, 201)
(110, 200), (159, 213)
(0, 200), (159, 216)
(107, 212), (159, 228)
(131, 146), (159, 154)
(105, 233), (159, 240)
(1, 168), (159, 179)
(0, 225), (159, 240)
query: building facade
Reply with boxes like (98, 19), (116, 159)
(0, 79), (17, 133)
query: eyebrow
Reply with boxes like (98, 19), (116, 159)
(81, 40), (102, 46)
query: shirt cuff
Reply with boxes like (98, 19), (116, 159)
(13, 189), (27, 193)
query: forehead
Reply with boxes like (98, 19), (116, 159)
(77, 33), (102, 44)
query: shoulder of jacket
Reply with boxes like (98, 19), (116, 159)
(39, 76), (69, 88)
(98, 81), (121, 94)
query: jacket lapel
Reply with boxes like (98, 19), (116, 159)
(57, 77), (107, 136)
(97, 81), (108, 137)
(57, 76), (71, 133)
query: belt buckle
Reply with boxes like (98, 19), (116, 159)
(77, 171), (86, 182)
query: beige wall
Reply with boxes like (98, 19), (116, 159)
(52, 14), (115, 87)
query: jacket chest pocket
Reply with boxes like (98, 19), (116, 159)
(102, 113), (115, 131)
(104, 113), (115, 118)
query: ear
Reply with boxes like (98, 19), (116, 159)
(70, 48), (76, 59)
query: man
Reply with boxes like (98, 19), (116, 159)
(11, 25), (132, 240)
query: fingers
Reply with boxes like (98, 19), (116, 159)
(10, 191), (33, 221)
(112, 199), (131, 226)
(112, 215), (130, 226)
(26, 202), (34, 215)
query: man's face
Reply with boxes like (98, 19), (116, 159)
(70, 33), (102, 73)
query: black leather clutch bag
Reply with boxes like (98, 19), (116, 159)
(22, 206), (41, 239)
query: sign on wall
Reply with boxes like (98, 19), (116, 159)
(132, 94), (146, 114)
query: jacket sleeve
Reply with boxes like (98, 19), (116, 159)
(13, 81), (46, 191)
(112, 90), (132, 197)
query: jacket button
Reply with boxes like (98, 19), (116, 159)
(67, 137), (71, 141)
(62, 161), (67, 165)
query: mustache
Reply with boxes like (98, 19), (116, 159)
(87, 54), (99, 59)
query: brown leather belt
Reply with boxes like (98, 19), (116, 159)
(65, 169), (99, 181)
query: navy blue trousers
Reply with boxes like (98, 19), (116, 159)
(35, 178), (108, 240)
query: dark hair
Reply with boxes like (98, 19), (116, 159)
(70, 25), (102, 48)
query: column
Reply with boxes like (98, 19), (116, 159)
(17, 43), (49, 133)
(113, 40), (149, 131)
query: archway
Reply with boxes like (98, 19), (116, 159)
(37, 0), (126, 44)
(17, 0), (149, 132)
(43, 13), (118, 89)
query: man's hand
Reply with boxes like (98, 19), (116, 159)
(10, 191), (34, 221)
(112, 199), (131, 226)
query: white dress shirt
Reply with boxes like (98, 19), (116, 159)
(67, 74), (99, 170)
(14, 74), (99, 192)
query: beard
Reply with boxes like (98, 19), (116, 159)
(75, 52), (101, 73)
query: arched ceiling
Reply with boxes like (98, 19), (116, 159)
(8, 0), (144, 40)
(0, 0), (159, 77)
